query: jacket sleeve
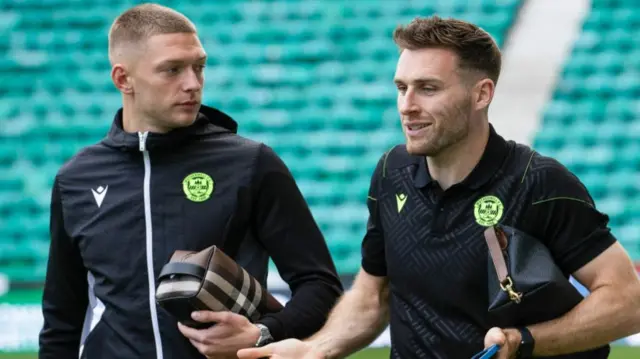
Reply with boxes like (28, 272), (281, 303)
(39, 176), (89, 359)
(251, 144), (344, 341)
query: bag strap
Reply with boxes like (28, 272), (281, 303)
(158, 262), (206, 281)
(484, 226), (523, 304)
(484, 226), (509, 283)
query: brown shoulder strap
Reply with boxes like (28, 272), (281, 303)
(484, 226), (508, 283)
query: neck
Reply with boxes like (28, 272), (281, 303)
(426, 121), (490, 191)
(121, 101), (170, 134)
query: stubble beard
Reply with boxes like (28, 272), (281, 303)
(406, 100), (472, 157)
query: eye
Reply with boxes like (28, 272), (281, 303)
(194, 64), (206, 73)
(396, 85), (407, 94)
(166, 67), (180, 75)
(421, 87), (438, 95)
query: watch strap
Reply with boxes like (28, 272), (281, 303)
(516, 327), (535, 358)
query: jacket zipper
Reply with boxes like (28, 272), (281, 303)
(139, 131), (164, 359)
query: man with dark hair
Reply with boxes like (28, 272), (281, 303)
(38, 3), (343, 359)
(237, 16), (640, 359)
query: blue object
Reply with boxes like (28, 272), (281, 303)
(471, 344), (500, 359)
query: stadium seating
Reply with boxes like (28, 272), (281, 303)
(0, 0), (523, 282)
(533, 0), (640, 260)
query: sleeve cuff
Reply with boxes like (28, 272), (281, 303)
(562, 232), (617, 274)
(256, 315), (286, 342)
(361, 260), (387, 277)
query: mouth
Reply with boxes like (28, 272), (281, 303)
(176, 102), (200, 112)
(407, 124), (429, 131)
(178, 101), (199, 107)
(405, 123), (432, 136)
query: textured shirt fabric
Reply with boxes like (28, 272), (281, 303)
(361, 125), (615, 358)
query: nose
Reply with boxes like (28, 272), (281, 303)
(183, 67), (203, 93)
(399, 89), (419, 116)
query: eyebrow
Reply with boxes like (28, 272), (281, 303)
(393, 77), (444, 86)
(158, 55), (208, 66)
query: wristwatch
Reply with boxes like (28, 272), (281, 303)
(515, 327), (535, 358)
(254, 324), (274, 347)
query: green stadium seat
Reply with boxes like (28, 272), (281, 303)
(0, 0), (524, 280)
(533, 0), (640, 262)
(0, 171), (24, 192)
(0, 140), (18, 166)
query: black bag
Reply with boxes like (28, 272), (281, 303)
(483, 225), (612, 358)
(484, 225), (585, 326)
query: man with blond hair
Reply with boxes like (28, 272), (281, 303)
(237, 16), (640, 359)
(38, 3), (342, 359)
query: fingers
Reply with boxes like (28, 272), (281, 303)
(189, 338), (209, 355)
(192, 310), (244, 324)
(178, 322), (208, 343)
(484, 327), (506, 349)
(484, 327), (509, 359)
(237, 345), (275, 359)
(177, 320), (233, 344)
(188, 337), (236, 358)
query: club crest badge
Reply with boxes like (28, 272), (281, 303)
(182, 172), (214, 202)
(474, 195), (504, 226)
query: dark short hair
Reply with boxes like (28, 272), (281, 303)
(108, 3), (197, 64)
(393, 16), (502, 85)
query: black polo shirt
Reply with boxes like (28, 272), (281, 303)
(361, 125), (616, 358)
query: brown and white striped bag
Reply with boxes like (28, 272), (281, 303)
(155, 245), (283, 329)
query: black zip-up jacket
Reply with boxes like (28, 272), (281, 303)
(39, 105), (343, 359)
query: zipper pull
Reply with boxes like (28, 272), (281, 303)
(138, 131), (149, 152)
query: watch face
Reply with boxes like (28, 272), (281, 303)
(258, 335), (273, 347)
(256, 324), (273, 347)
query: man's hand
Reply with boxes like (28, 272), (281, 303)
(484, 327), (521, 359)
(237, 339), (324, 359)
(177, 311), (261, 359)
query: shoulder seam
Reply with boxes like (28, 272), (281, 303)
(251, 142), (266, 184)
(382, 144), (404, 178)
(532, 197), (594, 207)
(382, 151), (391, 178)
(520, 149), (537, 184)
(53, 176), (74, 244)
(57, 142), (106, 177)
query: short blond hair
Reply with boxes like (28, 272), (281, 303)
(108, 3), (197, 64)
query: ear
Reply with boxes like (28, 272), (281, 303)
(111, 64), (133, 94)
(473, 78), (495, 112)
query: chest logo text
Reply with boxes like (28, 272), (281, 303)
(474, 195), (504, 226)
(183, 172), (215, 202)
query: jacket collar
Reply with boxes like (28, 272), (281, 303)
(102, 105), (238, 152)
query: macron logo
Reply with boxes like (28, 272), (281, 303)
(91, 185), (108, 208)
(396, 193), (408, 213)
